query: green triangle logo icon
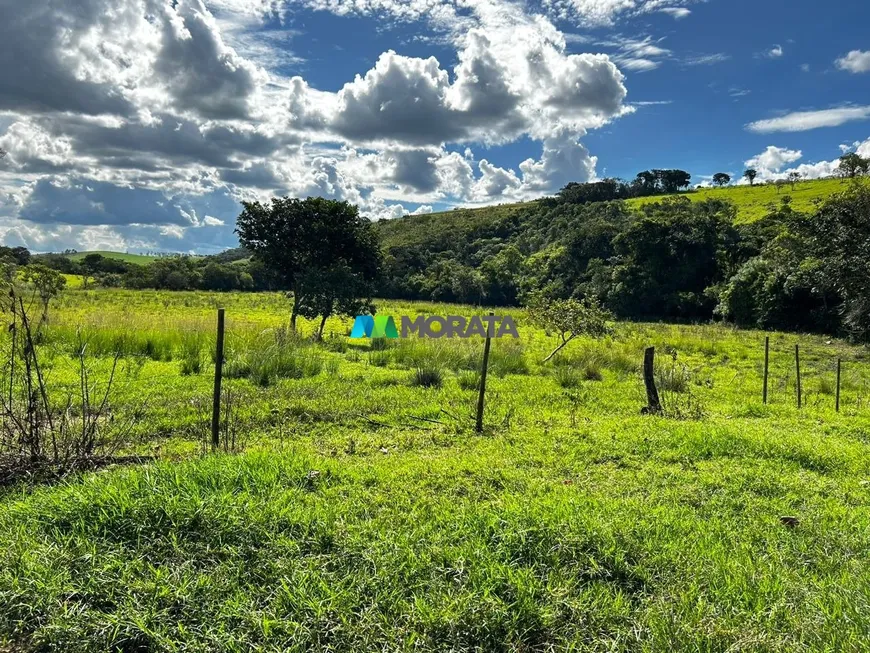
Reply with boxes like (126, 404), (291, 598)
(371, 315), (399, 338)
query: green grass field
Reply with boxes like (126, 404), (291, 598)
(60, 272), (84, 288)
(626, 177), (858, 223)
(1, 289), (869, 651)
(63, 250), (160, 265)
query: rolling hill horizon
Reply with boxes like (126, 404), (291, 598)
(35, 176), (860, 263)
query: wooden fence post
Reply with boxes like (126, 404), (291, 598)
(643, 346), (662, 414)
(795, 344), (802, 409)
(763, 336), (769, 404)
(211, 308), (225, 451)
(475, 313), (493, 433)
(836, 358), (841, 413)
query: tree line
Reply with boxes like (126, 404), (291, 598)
(553, 168), (692, 205)
(380, 179), (870, 342)
(28, 249), (285, 292)
(13, 150), (870, 342)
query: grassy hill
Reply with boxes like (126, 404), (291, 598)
(64, 250), (159, 265)
(377, 201), (537, 249)
(626, 176), (852, 223)
(380, 177), (854, 248)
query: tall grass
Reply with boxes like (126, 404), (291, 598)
(457, 370), (480, 391)
(656, 363), (692, 393)
(489, 340), (529, 376)
(389, 337), (530, 377)
(368, 350), (392, 368)
(551, 341), (636, 377)
(223, 329), (324, 387)
(553, 366), (582, 388)
(179, 332), (206, 375)
(392, 338), (477, 371)
(53, 327), (181, 361)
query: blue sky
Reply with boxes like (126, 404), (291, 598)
(0, 0), (868, 253)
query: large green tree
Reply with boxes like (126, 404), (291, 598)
(712, 172), (731, 187)
(656, 169), (692, 193)
(837, 152), (869, 178)
(633, 170), (658, 195)
(235, 197), (382, 333)
(743, 168), (757, 186)
(607, 197), (740, 319)
(787, 185), (870, 340)
(80, 253), (105, 288)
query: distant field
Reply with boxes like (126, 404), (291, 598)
(61, 273), (84, 288)
(627, 177), (858, 222)
(64, 250), (159, 265)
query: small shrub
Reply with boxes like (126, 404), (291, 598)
(458, 370), (480, 391)
(368, 350), (391, 368)
(656, 364), (691, 393)
(817, 376), (834, 396)
(582, 363), (603, 381)
(411, 366), (443, 388)
(553, 367), (582, 388)
(490, 341), (529, 376)
(664, 393), (707, 420)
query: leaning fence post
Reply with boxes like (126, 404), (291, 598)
(795, 344), (802, 409)
(643, 346), (662, 414)
(475, 313), (493, 433)
(211, 308), (226, 451)
(836, 358), (841, 413)
(763, 336), (770, 404)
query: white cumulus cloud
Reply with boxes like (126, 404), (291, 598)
(836, 50), (870, 74)
(740, 137), (870, 184)
(744, 146), (803, 175)
(0, 0), (646, 251)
